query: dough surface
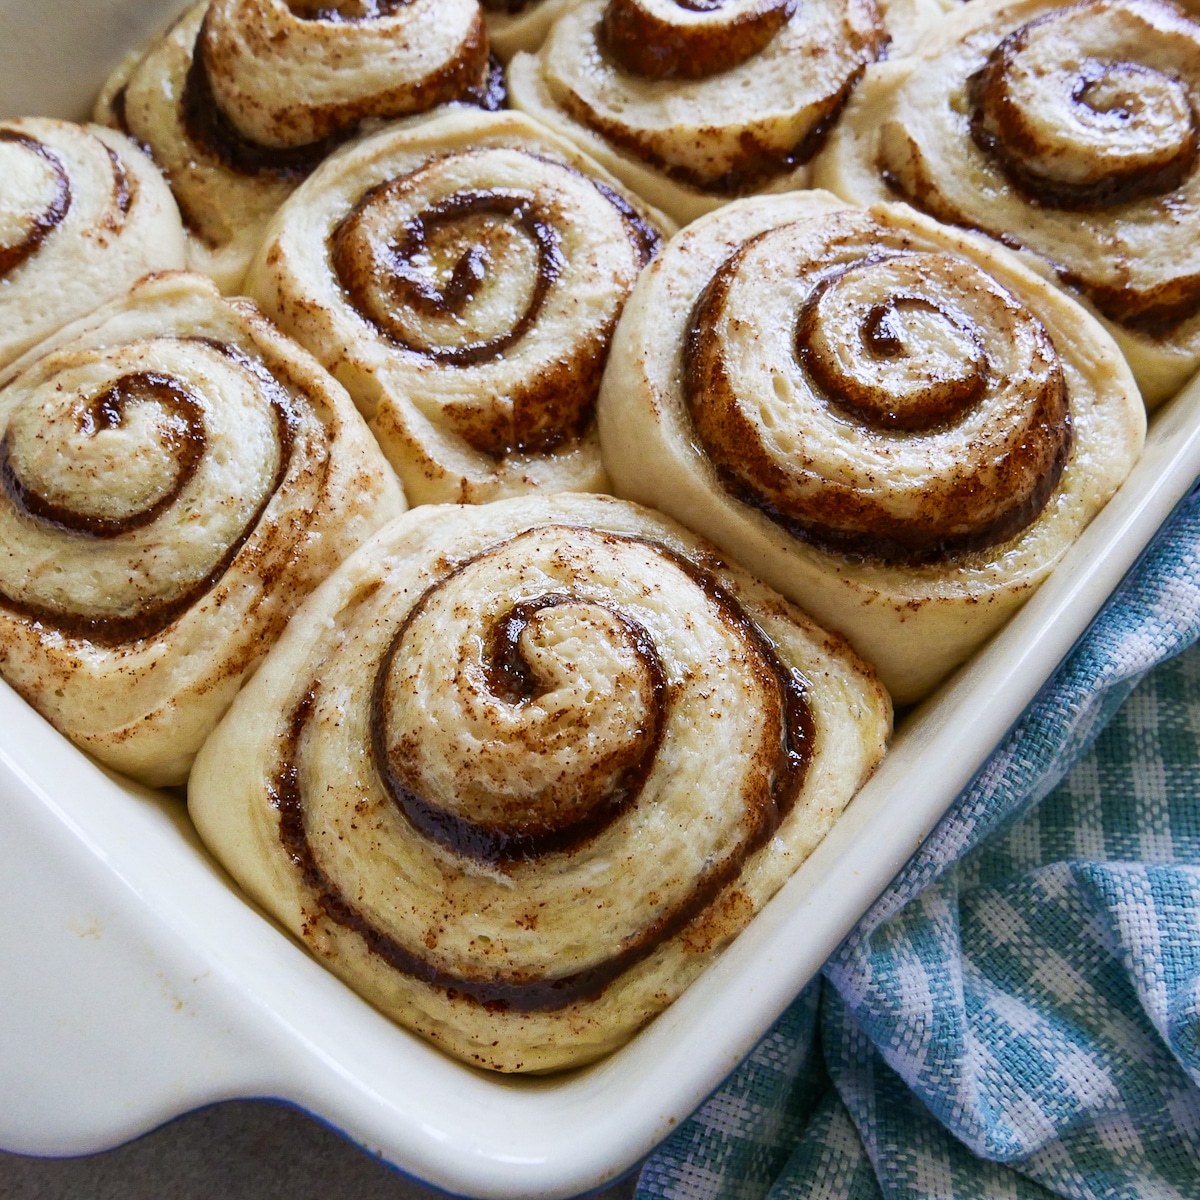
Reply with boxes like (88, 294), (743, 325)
(189, 492), (890, 1072)
(0, 117), (185, 372)
(813, 0), (1200, 407)
(95, 0), (499, 292)
(484, 0), (583, 59)
(0, 271), (405, 785)
(597, 191), (1145, 704)
(507, 0), (947, 223)
(246, 107), (673, 504)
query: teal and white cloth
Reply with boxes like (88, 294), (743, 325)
(637, 483), (1200, 1200)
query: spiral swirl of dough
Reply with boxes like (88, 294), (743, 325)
(813, 0), (1200, 406)
(0, 118), (186, 372)
(686, 208), (1070, 563)
(506, 0), (943, 224)
(188, 493), (890, 1072)
(247, 108), (671, 504)
(198, 0), (491, 149)
(0, 272), (405, 786)
(598, 192), (1145, 704)
(96, 1), (500, 292)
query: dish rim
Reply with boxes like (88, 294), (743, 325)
(2, 3), (1200, 1194)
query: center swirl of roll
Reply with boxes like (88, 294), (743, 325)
(968, 0), (1200, 210)
(796, 256), (990, 432)
(374, 589), (667, 862)
(333, 181), (564, 368)
(684, 212), (1071, 563)
(0, 131), (70, 278)
(278, 524), (814, 1010)
(601, 0), (798, 80)
(329, 146), (659, 458)
(0, 337), (294, 640)
(1, 372), (205, 537)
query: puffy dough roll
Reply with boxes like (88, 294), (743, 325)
(598, 191), (1145, 705)
(0, 271), (406, 787)
(484, 0), (584, 59)
(506, 0), (947, 225)
(95, 0), (501, 293)
(813, 0), (1200, 408)
(188, 492), (891, 1072)
(246, 107), (673, 505)
(0, 117), (186, 372)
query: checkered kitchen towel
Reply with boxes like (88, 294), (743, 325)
(637, 482), (1200, 1200)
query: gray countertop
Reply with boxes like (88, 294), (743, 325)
(0, 1100), (641, 1200)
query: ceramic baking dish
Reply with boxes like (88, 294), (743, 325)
(3, 2), (1200, 1196)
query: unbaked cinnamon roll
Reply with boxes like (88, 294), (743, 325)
(95, 0), (501, 292)
(598, 191), (1145, 705)
(188, 492), (890, 1072)
(813, 0), (1200, 407)
(246, 107), (672, 504)
(505, 0), (947, 224)
(0, 118), (186, 373)
(0, 272), (405, 787)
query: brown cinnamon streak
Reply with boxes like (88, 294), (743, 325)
(0, 131), (71, 278)
(685, 251), (1073, 565)
(332, 159), (651, 456)
(880, 136), (1200, 336)
(288, 0), (408, 21)
(0, 340), (299, 646)
(104, 146), (133, 221)
(192, 5), (493, 157)
(372, 589), (668, 863)
(967, 27), (1200, 211)
(274, 532), (814, 1013)
(601, 0), (797, 81)
(714, 437), (1069, 565)
(797, 285), (988, 433)
(334, 186), (564, 366)
(0, 373), (204, 539)
(564, 59), (878, 193)
(1059, 265), (1200, 336)
(467, 53), (509, 113)
(591, 178), (661, 264)
(183, 39), (342, 178)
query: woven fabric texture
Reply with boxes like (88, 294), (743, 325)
(637, 483), (1200, 1200)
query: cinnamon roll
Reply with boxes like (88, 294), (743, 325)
(245, 107), (672, 505)
(0, 272), (405, 787)
(813, 0), (1200, 407)
(188, 492), (890, 1072)
(95, 0), (500, 293)
(0, 118), (186, 373)
(505, 0), (947, 224)
(598, 191), (1145, 705)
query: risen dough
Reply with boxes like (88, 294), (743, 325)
(189, 492), (890, 1072)
(813, 0), (1200, 407)
(246, 107), (673, 505)
(484, 0), (583, 59)
(507, 0), (948, 224)
(95, 0), (496, 292)
(597, 191), (1145, 704)
(0, 271), (405, 785)
(0, 117), (185, 372)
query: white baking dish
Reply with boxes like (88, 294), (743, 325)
(2, 3), (1200, 1196)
